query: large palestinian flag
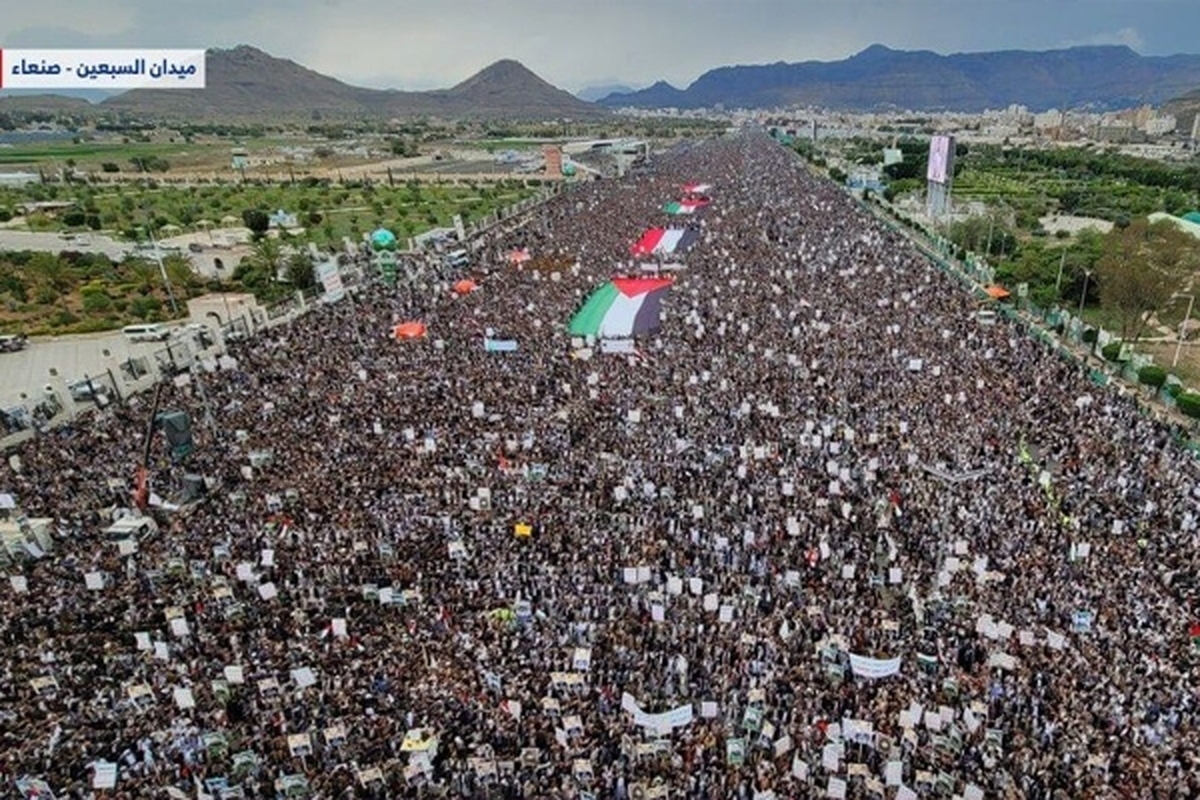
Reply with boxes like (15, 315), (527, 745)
(631, 228), (700, 256)
(569, 277), (673, 338)
(663, 198), (710, 215)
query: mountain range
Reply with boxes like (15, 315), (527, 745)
(599, 44), (1200, 112)
(3, 44), (1200, 122)
(1164, 88), (1200, 134)
(575, 83), (639, 103)
(0, 46), (608, 122)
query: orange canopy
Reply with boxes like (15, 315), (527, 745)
(454, 279), (477, 295)
(393, 322), (427, 340)
(984, 285), (1011, 300)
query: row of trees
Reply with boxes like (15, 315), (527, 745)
(967, 216), (1199, 341)
(0, 241), (319, 334)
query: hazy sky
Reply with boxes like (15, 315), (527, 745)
(3, 0), (1199, 93)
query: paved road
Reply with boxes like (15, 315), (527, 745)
(0, 229), (131, 259)
(0, 329), (174, 409)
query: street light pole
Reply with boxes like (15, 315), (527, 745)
(1077, 270), (1091, 319)
(1173, 293), (1194, 368)
(147, 227), (181, 317)
(1054, 248), (1067, 298)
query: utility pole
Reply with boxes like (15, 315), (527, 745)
(1054, 248), (1067, 298)
(148, 226), (181, 317)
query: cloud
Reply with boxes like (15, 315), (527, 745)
(1062, 27), (1145, 51)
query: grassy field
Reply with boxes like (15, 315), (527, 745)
(0, 136), (298, 172)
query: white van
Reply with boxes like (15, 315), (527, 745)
(122, 324), (171, 342)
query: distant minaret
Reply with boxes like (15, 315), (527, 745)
(1192, 113), (1200, 150)
(811, 119), (818, 141)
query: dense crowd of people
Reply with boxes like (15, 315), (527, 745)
(2, 130), (1199, 799)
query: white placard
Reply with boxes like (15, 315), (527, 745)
(170, 617), (189, 638)
(10, 575), (29, 593)
(258, 582), (277, 600)
(85, 571), (104, 590)
(173, 687), (196, 709)
(666, 576), (683, 595)
(224, 665), (245, 684)
(261, 549), (275, 567)
(134, 631), (152, 650)
(703, 593), (719, 612)
(92, 760), (118, 789)
(701, 701), (718, 718)
(291, 667), (318, 689)
(822, 743), (840, 771)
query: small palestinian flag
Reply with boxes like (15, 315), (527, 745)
(1190, 622), (1200, 652)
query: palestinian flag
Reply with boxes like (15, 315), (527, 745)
(683, 182), (711, 194)
(663, 199), (710, 215)
(1191, 622), (1200, 652)
(631, 227), (700, 256)
(569, 277), (673, 338)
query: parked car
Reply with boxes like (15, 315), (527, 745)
(0, 334), (28, 352)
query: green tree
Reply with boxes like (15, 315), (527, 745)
(163, 254), (201, 297)
(285, 251), (318, 291)
(1137, 365), (1168, 395)
(129, 296), (162, 320)
(80, 282), (113, 313)
(242, 208), (270, 240)
(1097, 218), (1199, 341)
(123, 256), (159, 295)
(1176, 392), (1200, 422)
(243, 236), (285, 281)
(27, 252), (75, 297)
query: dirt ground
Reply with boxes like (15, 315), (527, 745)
(1137, 341), (1200, 387)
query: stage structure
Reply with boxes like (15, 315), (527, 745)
(925, 134), (955, 219)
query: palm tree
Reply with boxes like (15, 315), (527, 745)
(245, 236), (285, 281)
(124, 257), (159, 295)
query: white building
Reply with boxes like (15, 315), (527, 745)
(1143, 115), (1176, 137)
(0, 172), (39, 187)
(1033, 109), (1063, 130)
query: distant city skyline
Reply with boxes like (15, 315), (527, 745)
(1, 0), (1199, 95)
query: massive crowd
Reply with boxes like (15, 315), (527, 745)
(2, 130), (1199, 799)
